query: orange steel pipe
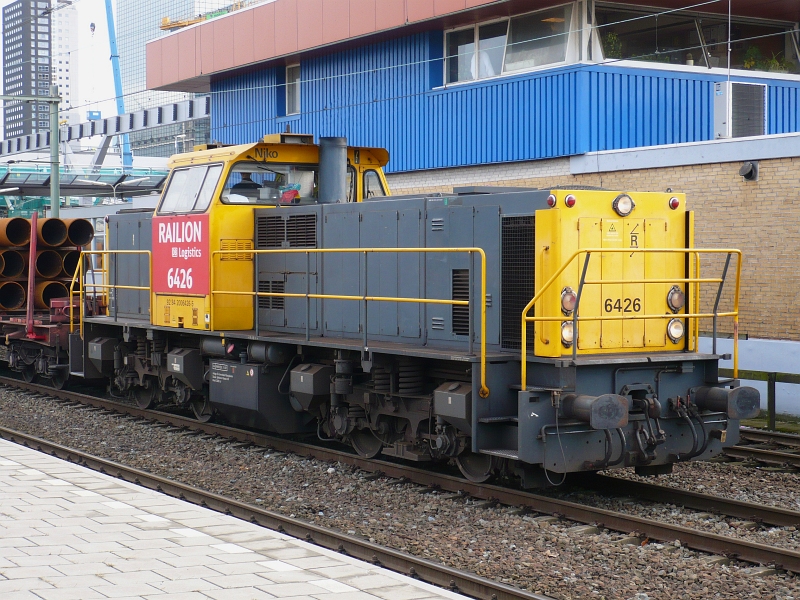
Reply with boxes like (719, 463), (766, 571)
(0, 218), (31, 246)
(36, 218), (68, 247)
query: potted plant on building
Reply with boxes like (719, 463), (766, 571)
(602, 32), (622, 59)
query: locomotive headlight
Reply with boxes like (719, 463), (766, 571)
(561, 287), (577, 315)
(667, 318), (685, 343)
(667, 285), (685, 313)
(612, 194), (635, 217)
(561, 321), (574, 347)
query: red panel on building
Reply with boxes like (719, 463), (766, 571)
(407, 0), (434, 22)
(152, 215), (210, 296)
(349, 0), (376, 37)
(199, 24), (214, 75)
(145, 42), (163, 90)
(297, 0), (324, 50)
(323, 0), (350, 44)
(275, 0), (299, 55)
(177, 30), (197, 82)
(435, 0), (466, 15)
(375, 0), (406, 29)
(233, 12), (255, 65)
(161, 35), (180, 88)
(213, 18), (235, 72)
(253, 3), (276, 61)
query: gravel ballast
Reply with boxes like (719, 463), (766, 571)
(0, 385), (798, 600)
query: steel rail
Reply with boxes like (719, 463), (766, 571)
(2, 377), (799, 573)
(740, 428), (800, 449)
(588, 474), (800, 527)
(0, 425), (550, 600)
(723, 446), (800, 468)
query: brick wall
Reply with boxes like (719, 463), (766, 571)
(386, 157), (800, 341)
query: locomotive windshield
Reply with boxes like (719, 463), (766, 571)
(159, 163), (223, 214)
(220, 161), (355, 205)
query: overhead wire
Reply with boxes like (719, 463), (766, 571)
(63, 0), (797, 123)
(2, 0), (797, 144)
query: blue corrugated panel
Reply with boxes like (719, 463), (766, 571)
(210, 31), (800, 173)
(585, 66), (713, 151)
(769, 83), (800, 134)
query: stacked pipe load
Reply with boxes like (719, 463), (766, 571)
(0, 217), (95, 311)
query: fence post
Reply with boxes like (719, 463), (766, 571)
(767, 372), (776, 431)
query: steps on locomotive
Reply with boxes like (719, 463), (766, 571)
(478, 415), (519, 424)
(481, 448), (520, 460)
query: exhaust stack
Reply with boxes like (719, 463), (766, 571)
(318, 137), (348, 204)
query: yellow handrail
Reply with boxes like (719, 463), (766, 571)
(211, 247), (490, 398)
(69, 250), (153, 339)
(520, 248), (742, 390)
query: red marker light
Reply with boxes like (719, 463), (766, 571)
(565, 194), (576, 208)
(669, 197), (680, 210)
(546, 194), (557, 207)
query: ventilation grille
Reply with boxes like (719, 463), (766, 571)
(452, 269), (470, 336)
(219, 239), (254, 260)
(501, 216), (535, 351)
(286, 214), (317, 248)
(732, 83), (766, 138)
(258, 280), (285, 310)
(256, 215), (284, 248)
(255, 214), (317, 248)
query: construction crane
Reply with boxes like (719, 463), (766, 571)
(104, 0), (132, 170)
(160, 2), (249, 31)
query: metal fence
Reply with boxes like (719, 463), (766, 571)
(719, 368), (800, 430)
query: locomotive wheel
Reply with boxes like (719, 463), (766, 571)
(48, 369), (69, 390)
(135, 384), (158, 410)
(350, 429), (383, 458)
(456, 452), (502, 483)
(20, 365), (35, 384)
(190, 397), (213, 423)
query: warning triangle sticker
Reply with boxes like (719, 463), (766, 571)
(608, 224), (617, 232)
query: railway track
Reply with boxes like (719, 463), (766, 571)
(724, 428), (800, 469)
(2, 376), (800, 575)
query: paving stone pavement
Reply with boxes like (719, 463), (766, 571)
(0, 438), (469, 600)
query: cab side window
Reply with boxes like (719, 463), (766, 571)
(363, 170), (386, 198)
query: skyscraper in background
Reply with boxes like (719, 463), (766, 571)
(2, 0), (52, 138)
(2, 0), (80, 139)
(51, 0), (78, 125)
(116, 0), (229, 157)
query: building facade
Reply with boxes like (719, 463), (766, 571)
(146, 0), (800, 343)
(116, 0), (229, 157)
(2, 0), (52, 138)
(51, 0), (78, 124)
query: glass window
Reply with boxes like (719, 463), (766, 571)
(363, 170), (386, 199)
(446, 28), (476, 83)
(446, 4), (575, 83)
(596, 6), (795, 72)
(505, 4), (573, 72)
(286, 65), (300, 115)
(221, 161), (319, 205)
(159, 164), (222, 214)
(478, 22), (507, 78)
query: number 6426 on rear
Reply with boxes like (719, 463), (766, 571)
(604, 298), (641, 313)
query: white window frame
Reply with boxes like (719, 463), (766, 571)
(443, 2), (579, 86)
(286, 64), (300, 115)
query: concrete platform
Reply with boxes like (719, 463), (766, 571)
(0, 438), (468, 600)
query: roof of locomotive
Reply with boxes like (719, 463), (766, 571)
(167, 141), (390, 169)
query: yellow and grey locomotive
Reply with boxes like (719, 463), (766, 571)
(23, 134), (759, 485)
